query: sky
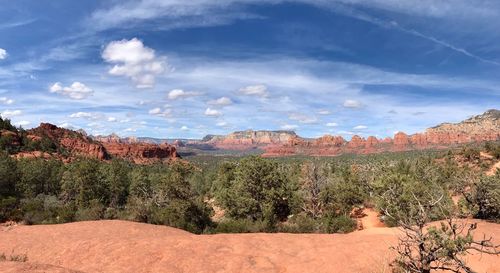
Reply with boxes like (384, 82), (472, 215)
(0, 0), (499, 139)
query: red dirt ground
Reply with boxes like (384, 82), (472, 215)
(1, 220), (498, 273)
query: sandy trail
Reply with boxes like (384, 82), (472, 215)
(1, 220), (498, 273)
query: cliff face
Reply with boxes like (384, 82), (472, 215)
(263, 109), (500, 157)
(20, 124), (179, 164)
(202, 130), (298, 150)
(28, 123), (108, 160)
(97, 136), (179, 164)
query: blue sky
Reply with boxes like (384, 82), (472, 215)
(0, 0), (499, 139)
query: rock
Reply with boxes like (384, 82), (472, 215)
(202, 130), (298, 150)
(23, 124), (179, 164)
(348, 135), (365, 149)
(28, 123), (108, 160)
(263, 109), (500, 157)
(101, 142), (179, 164)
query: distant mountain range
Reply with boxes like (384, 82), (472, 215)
(94, 109), (500, 157)
(2, 109), (498, 162)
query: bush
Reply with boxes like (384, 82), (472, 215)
(212, 218), (267, 233)
(468, 175), (500, 221)
(74, 199), (105, 221)
(212, 156), (297, 228)
(21, 194), (63, 224)
(278, 213), (320, 233)
(323, 215), (357, 233)
(373, 160), (454, 227)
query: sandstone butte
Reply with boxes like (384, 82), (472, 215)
(11, 123), (179, 164)
(0, 220), (498, 273)
(261, 109), (500, 156)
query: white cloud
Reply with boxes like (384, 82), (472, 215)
(102, 38), (167, 88)
(14, 120), (30, 127)
(239, 84), (269, 97)
(208, 96), (233, 107)
(343, 99), (362, 108)
(149, 107), (172, 117)
(288, 113), (317, 124)
(317, 110), (330, 115)
(0, 48), (6, 60)
(149, 108), (161, 115)
(58, 122), (76, 130)
(1, 109), (22, 118)
(216, 121), (228, 127)
(180, 125), (189, 131)
(69, 112), (93, 118)
(167, 89), (201, 100)
(353, 125), (368, 130)
(281, 124), (298, 130)
(326, 122), (338, 127)
(0, 97), (14, 105)
(49, 82), (94, 100)
(107, 117), (117, 122)
(205, 108), (222, 117)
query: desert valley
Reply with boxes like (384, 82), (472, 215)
(2, 1), (500, 272)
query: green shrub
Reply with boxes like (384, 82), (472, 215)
(278, 213), (320, 233)
(323, 215), (357, 233)
(21, 194), (63, 224)
(212, 218), (267, 233)
(74, 199), (105, 221)
(468, 175), (500, 221)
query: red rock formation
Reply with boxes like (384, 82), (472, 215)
(102, 142), (179, 164)
(28, 123), (108, 160)
(204, 130), (298, 150)
(20, 123), (179, 164)
(393, 132), (409, 146)
(365, 136), (379, 148)
(314, 135), (345, 146)
(262, 109), (500, 156)
(348, 135), (365, 149)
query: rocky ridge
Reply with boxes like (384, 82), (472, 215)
(96, 134), (179, 164)
(8, 123), (179, 163)
(263, 109), (500, 156)
(201, 130), (298, 150)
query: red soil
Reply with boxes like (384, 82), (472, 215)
(1, 220), (498, 273)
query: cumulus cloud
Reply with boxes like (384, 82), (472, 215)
(205, 108), (222, 117)
(288, 113), (317, 124)
(1, 109), (22, 118)
(0, 97), (14, 105)
(0, 48), (6, 60)
(239, 84), (269, 97)
(180, 125), (189, 131)
(14, 120), (31, 127)
(149, 107), (172, 117)
(353, 125), (368, 130)
(167, 89), (201, 100)
(107, 117), (117, 122)
(216, 121), (228, 127)
(317, 110), (331, 115)
(58, 123), (76, 130)
(281, 124), (298, 130)
(68, 112), (107, 121)
(69, 112), (93, 118)
(208, 96), (233, 107)
(102, 38), (167, 88)
(343, 99), (362, 108)
(49, 82), (94, 100)
(326, 122), (338, 127)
